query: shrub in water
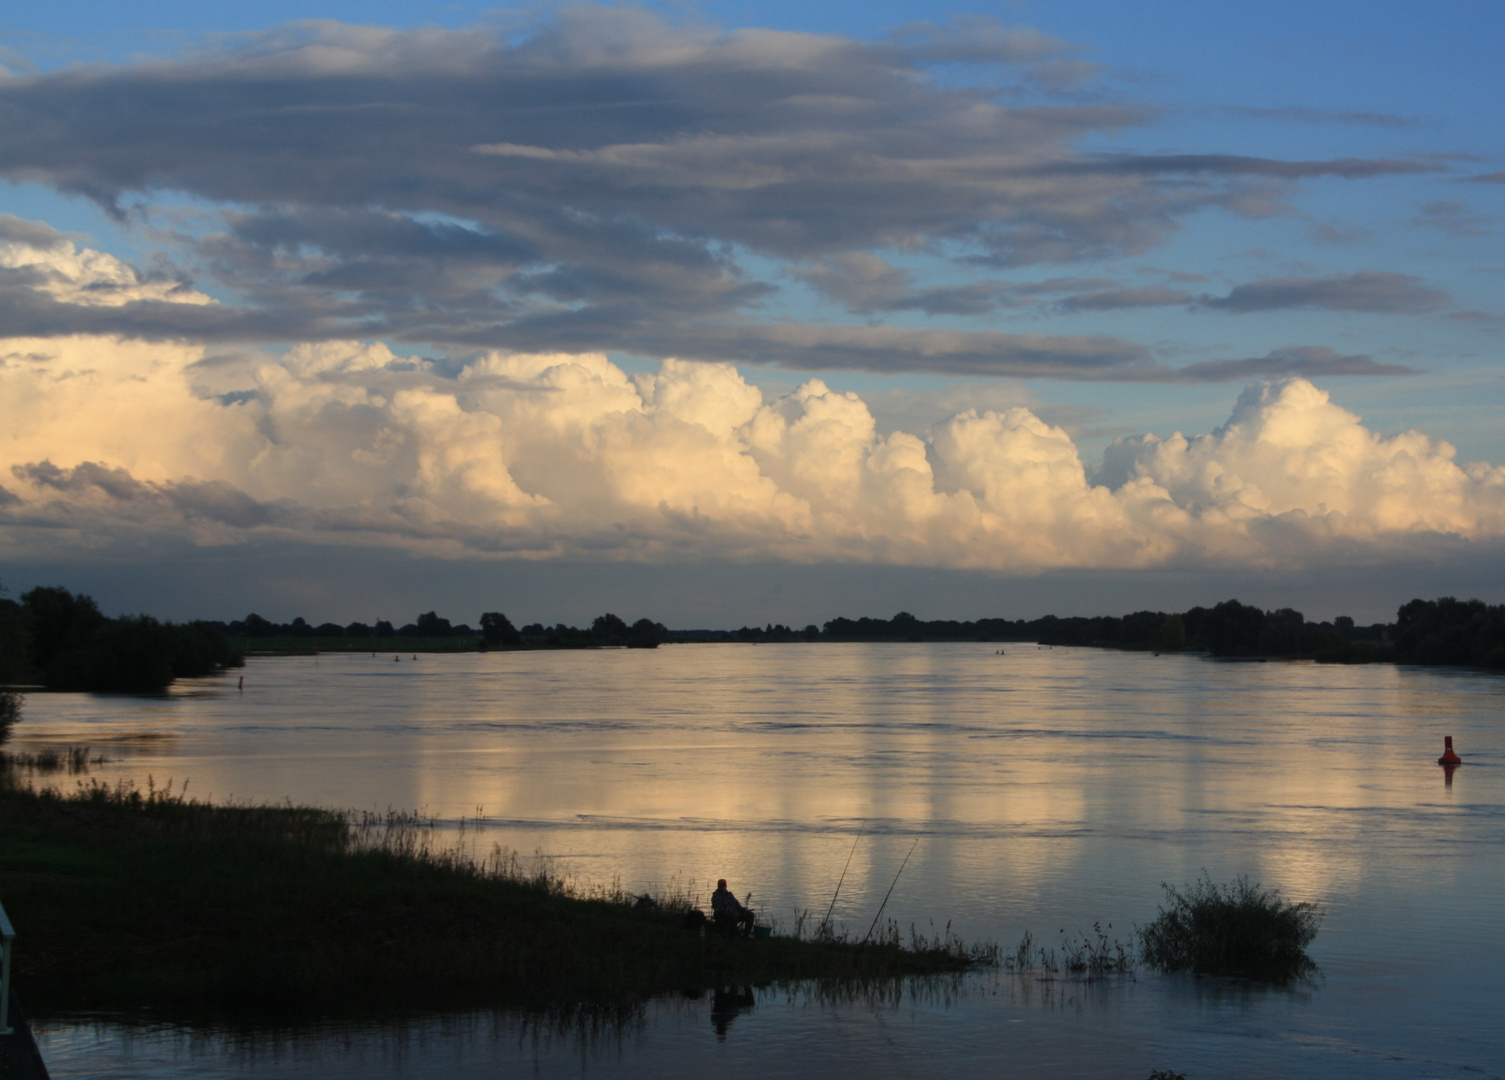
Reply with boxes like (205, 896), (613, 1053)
(1138, 874), (1320, 980)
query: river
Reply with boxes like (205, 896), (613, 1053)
(9, 643), (1504, 1078)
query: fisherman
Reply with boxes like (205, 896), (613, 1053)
(710, 879), (756, 937)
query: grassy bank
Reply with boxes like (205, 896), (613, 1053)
(0, 772), (989, 1021)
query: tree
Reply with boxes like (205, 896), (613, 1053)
(1159, 613), (1186, 651)
(479, 612), (522, 648)
(1199, 600), (1267, 656)
(21, 585), (106, 676)
(628, 618), (668, 648)
(1, 585), (31, 685)
(591, 613), (629, 642)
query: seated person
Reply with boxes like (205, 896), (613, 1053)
(710, 878), (756, 937)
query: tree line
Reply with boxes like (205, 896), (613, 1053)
(819, 598), (1505, 668)
(145, 596), (1505, 668)
(6, 583), (1504, 720)
(1, 584), (243, 696)
(214, 610), (672, 650)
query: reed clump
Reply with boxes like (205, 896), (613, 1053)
(1002, 875), (1319, 984)
(1003, 924), (1133, 980)
(0, 744), (106, 775)
(1137, 874), (1321, 981)
(0, 772), (989, 1021)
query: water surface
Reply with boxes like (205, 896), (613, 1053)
(12, 644), (1504, 1078)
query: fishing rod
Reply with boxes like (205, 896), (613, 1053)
(820, 827), (863, 935)
(861, 837), (920, 947)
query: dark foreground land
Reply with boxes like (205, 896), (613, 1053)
(0, 775), (987, 1022)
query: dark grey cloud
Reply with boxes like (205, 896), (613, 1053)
(1226, 106), (1414, 128)
(1461, 171), (1505, 184)
(0, 9), (1451, 378)
(1199, 272), (1451, 314)
(792, 255), (1019, 316)
(1050, 154), (1434, 180)
(0, 213), (68, 247)
(1168, 346), (1415, 383)
(1057, 285), (1193, 311)
(1041, 271), (1454, 317)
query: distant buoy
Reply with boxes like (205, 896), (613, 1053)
(1438, 736), (1462, 766)
(394, 655), (400, 662)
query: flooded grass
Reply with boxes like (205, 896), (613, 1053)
(1003, 924), (1134, 980)
(0, 744), (107, 775)
(0, 768), (993, 1023)
(1137, 875), (1321, 981)
(1001, 874), (1319, 986)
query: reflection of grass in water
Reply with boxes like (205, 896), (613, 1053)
(0, 773), (994, 1022)
(0, 744), (106, 775)
(38, 1001), (655, 1066)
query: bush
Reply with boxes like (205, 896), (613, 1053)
(1138, 875), (1320, 980)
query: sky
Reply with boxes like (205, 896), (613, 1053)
(1, 1), (1502, 627)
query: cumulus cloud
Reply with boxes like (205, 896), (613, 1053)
(1098, 380), (1505, 554)
(0, 10), (1449, 374)
(3, 322), (1502, 572)
(1, 214), (214, 309)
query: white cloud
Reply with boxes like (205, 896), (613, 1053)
(1101, 380), (1505, 550)
(0, 215), (214, 308)
(5, 323), (1504, 571)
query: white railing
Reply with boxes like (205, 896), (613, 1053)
(0, 898), (14, 1036)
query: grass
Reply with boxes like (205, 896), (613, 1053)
(1001, 876), (1321, 985)
(0, 764), (992, 1022)
(1002, 924), (1134, 980)
(1137, 875), (1321, 981)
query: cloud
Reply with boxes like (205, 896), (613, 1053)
(1199, 272), (1451, 314)
(1410, 200), (1494, 238)
(2, 231), (1442, 386)
(1168, 346), (1415, 382)
(1057, 285), (1194, 311)
(1225, 106), (1414, 128)
(0, 11), (1451, 375)
(1047, 272), (1454, 318)
(3, 329), (1502, 572)
(1, 214), (214, 308)
(1098, 380), (1505, 552)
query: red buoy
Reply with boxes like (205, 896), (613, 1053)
(1438, 736), (1462, 766)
